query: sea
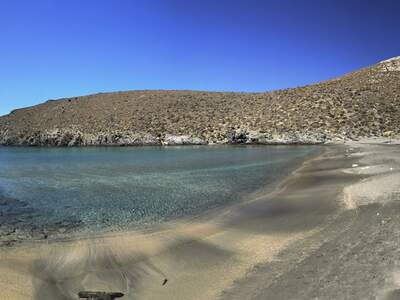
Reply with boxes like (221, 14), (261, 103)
(0, 145), (320, 234)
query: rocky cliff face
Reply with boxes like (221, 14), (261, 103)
(1, 57), (399, 146)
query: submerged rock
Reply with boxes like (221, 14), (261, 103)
(0, 193), (85, 246)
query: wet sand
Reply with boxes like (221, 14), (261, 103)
(1, 143), (397, 299)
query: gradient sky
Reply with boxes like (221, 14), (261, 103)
(1, 0), (400, 116)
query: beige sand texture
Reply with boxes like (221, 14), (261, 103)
(0, 219), (310, 300)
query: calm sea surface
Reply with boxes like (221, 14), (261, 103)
(0, 145), (320, 232)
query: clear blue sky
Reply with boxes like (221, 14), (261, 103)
(1, 0), (400, 116)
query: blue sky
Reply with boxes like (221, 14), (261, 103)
(1, 0), (400, 116)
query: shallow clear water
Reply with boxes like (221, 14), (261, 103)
(0, 145), (319, 232)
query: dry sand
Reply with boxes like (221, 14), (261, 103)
(1, 142), (398, 299)
(222, 141), (400, 300)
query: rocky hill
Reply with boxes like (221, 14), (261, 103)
(1, 57), (399, 146)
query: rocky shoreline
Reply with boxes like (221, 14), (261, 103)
(0, 128), (331, 146)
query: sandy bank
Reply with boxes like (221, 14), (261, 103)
(222, 142), (400, 300)
(0, 144), (371, 299)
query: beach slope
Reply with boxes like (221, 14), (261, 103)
(0, 143), (399, 299)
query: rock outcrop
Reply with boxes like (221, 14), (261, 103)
(163, 134), (206, 145)
(0, 128), (161, 146)
(0, 57), (399, 146)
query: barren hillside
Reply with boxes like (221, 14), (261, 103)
(1, 57), (399, 146)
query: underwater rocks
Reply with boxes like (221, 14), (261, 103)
(0, 194), (83, 247)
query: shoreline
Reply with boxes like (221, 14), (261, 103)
(0, 134), (397, 148)
(0, 144), (353, 300)
(1, 141), (399, 299)
(0, 144), (322, 248)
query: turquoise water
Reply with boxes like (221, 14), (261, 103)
(0, 145), (319, 232)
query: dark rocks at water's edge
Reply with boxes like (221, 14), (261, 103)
(0, 128), (329, 146)
(0, 56), (400, 146)
(0, 195), (83, 247)
(0, 130), (161, 147)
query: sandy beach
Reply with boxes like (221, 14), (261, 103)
(0, 1), (398, 299)
(1, 142), (399, 299)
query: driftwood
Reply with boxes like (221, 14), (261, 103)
(78, 291), (124, 300)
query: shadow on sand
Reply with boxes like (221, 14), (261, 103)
(29, 237), (233, 300)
